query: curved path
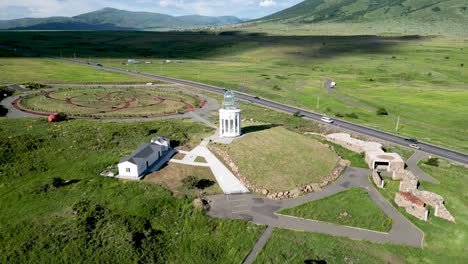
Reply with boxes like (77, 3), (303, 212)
(406, 151), (439, 184)
(208, 167), (424, 256)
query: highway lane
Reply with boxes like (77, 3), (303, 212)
(1, 45), (467, 164)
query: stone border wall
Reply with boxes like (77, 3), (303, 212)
(326, 133), (455, 223)
(372, 170), (385, 189)
(209, 145), (348, 200)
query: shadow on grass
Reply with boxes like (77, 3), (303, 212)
(0, 31), (425, 60)
(242, 124), (279, 135)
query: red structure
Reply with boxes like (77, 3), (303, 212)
(399, 192), (426, 207)
(48, 113), (61, 122)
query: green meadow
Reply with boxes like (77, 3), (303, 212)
(0, 31), (466, 151)
(0, 118), (264, 263)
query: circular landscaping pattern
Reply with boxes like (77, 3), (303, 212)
(14, 87), (205, 118)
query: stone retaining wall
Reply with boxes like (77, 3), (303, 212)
(372, 170), (385, 189)
(395, 192), (428, 221)
(209, 145), (348, 200)
(325, 133), (455, 223)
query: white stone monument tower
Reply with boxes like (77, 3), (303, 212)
(219, 91), (241, 138)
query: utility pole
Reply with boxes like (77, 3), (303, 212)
(396, 115), (400, 132)
(316, 96), (320, 111)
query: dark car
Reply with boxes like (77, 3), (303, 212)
(405, 138), (419, 144)
(95, 63), (103, 67)
(254, 96), (260, 100)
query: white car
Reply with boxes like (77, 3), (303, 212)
(321, 117), (334, 123)
(409, 144), (421, 150)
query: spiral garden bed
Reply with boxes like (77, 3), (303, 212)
(14, 87), (205, 119)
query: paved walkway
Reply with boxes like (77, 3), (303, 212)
(0, 95), (39, 118)
(207, 167), (424, 249)
(243, 226), (274, 264)
(407, 151), (439, 184)
(170, 145), (249, 194)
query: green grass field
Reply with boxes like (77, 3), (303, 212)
(0, 57), (150, 84)
(0, 31), (466, 152)
(216, 125), (339, 192)
(18, 87), (200, 117)
(254, 159), (467, 263)
(279, 188), (392, 232)
(0, 118), (264, 263)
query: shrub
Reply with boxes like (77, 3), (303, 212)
(272, 85), (281, 91)
(376, 107), (388, 115)
(424, 157), (439, 167)
(293, 111), (301, 117)
(23, 83), (50, 90)
(52, 177), (65, 188)
(461, 64), (464, 67)
(334, 112), (344, 118)
(432, 6), (441, 12)
(182, 175), (200, 189)
(32, 183), (51, 194)
(0, 86), (13, 100)
(345, 113), (359, 119)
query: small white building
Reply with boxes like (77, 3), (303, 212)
(219, 91), (241, 138)
(118, 137), (171, 180)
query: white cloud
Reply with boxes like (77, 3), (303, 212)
(259, 0), (276, 7)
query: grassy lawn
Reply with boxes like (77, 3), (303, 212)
(216, 125), (340, 192)
(144, 163), (222, 197)
(279, 188), (392, 232)
(384, 145), (415, 161)
(254, 158), (467, 263)
(0, 118), (263, 263)
(0, 57), (150, 84)
(321, 139), (368, 168)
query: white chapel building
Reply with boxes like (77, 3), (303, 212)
(117, 137), (172, 180)
(219, 91), (241, 138)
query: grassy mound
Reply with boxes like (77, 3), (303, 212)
(217, 125), (340, 192)
(0, 118), (264, 263)
(279, 188), (392, 232)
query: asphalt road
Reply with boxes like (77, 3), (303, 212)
(1, 45), (467, 164)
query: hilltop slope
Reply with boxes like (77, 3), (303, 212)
(254, 0), (468, 35)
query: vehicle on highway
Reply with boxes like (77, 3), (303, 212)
(409, 144), (421, 150)
(95, 63), (103, 67)
(321, 116), (334, 123)
(254, 96), (260, 100)
(405, 138), (419, 144)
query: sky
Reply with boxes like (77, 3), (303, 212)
(0, 0), (303, 20)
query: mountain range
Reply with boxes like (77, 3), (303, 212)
(0, 8), (243, 30)
(256, 0), (467, 34)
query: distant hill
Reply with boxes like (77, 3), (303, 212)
(0, 7), (242, 30)
(255, 0), (468, 35)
